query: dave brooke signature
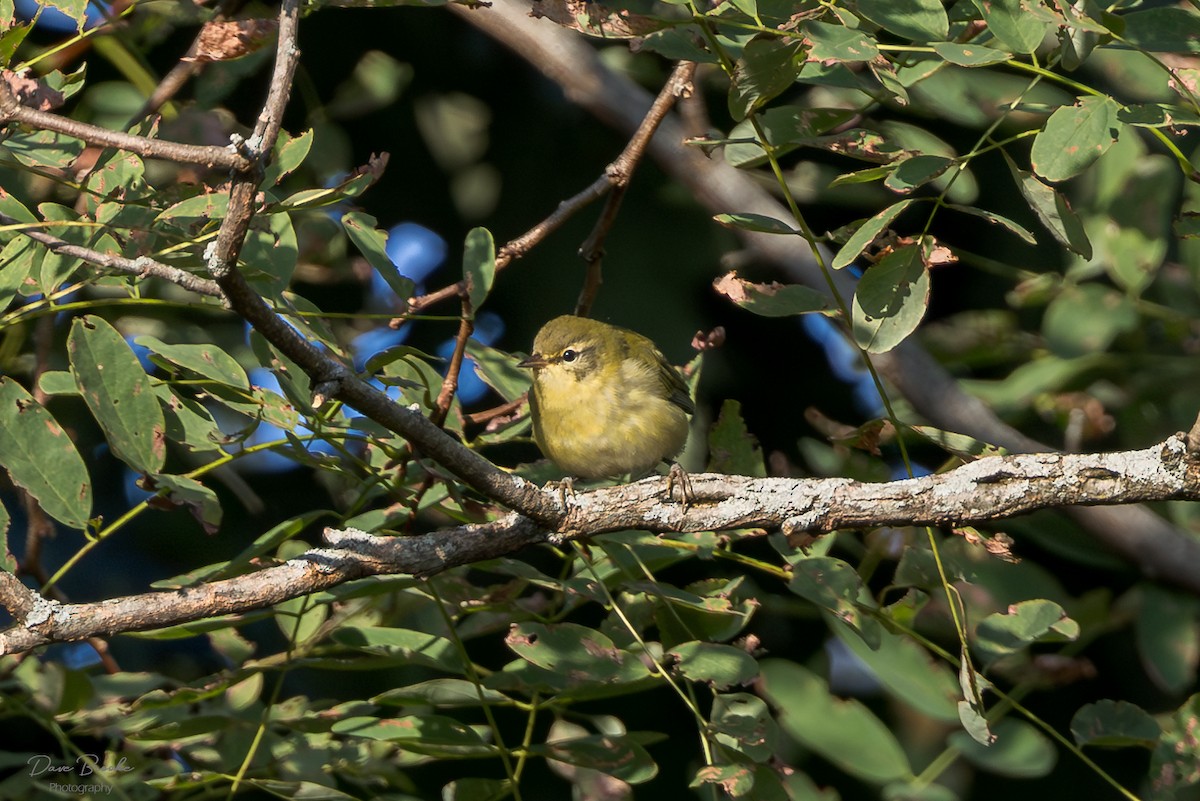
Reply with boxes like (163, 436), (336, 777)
(28, 754), (134, 777)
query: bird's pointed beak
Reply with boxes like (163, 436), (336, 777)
(517, 353), (547, 369)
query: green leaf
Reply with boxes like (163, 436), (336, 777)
(1118, 103), (1200, 129)
(341, 211), (415, 301)
(374, 679), (512, 707)
(828, 164), (895, 188)
(932, 42), (1012, 67)
(0, 18), (33, 66)
(332, 626), (467, 673)
(528, 734), (658, 783)
(128, 715), (233, 741)
(881, 784), (958, 801)
(3, 129), (84, 170)
(0, 500), (12, 574)
(829, 615), (958, 722)
(1030, 97), (1122, 183)
(884, 155), (953, 194)
(833, 200), (916, 270)
(442, 778), (511, 801)
(243, 780), (358, 800)
(975, 599), (1080, 662)
(139, 475), (221, 536)
(265, 128), (315, 185)
(910, 425), (1006, 460)
(1042, 283), (1138, 358)
(506, 622), (646, 683)
(668, 641), (758, 690)
(713, 212), (797, 235)
(1136, 585), (1199, 695)
(153, 384), (222, 455)
(944, 203), (1036, 245)
(710, 692), (776, 761)
(462, 227), (495, 312)
(0, 378), (92, 529)
(134, 336), (249, 390)
(1004, 153), (1092, 258)
(856, 0), (948, 43)
(958, 652), (994, 746)
(789, 558), (874, 641)
(802, 20), (879, 63)
(332, 715), (488, 749)
(729, 38), (803, 120)
(950, 719), (1056, 777)
(707, 399), (765, 477)
(464, 341), (530, 403)
(1071, 700), (1160, 748)
(0, 238), (41, 311)
(851, 243), (930, 353)
(759, 659), (913, 783)
(36, 203), (84, 293)
(276, 594), (328, 645)
(68, 316), (166, 474)
(154, 191), (229, 230)
(1120, 7), (1200, 54)
(1151, 695), (1200, 791)
(713, 271), (828, 317)
(971, 0), (1048, 54)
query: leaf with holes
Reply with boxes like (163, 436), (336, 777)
(851, 243), (930, 353)
(69, 316), (166, 474)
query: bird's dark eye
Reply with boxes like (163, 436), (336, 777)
(561, 349), (578, 363)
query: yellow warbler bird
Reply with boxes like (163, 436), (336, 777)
(518, 315), (694, 481)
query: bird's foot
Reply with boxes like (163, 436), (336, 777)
(547, 476), (577, 511)
(666, 462), (693, 511)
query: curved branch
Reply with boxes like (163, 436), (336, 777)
(3, 434), (1200, 655)
(409, 60), (697, 314)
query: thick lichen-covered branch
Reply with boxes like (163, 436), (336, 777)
(3, 434), (1199, 655)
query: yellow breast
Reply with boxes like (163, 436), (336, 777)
(531, 356), (690, 479)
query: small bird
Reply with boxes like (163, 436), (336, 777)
(518, 315), (694, 481)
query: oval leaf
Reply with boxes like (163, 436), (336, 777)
(1031, 97), (1122, 183)
(668, 641), (758, 689)
(1071, 700), (1161, 748)
(134, 336), (250, 390)
(759, 659), (913, 783)
(69, 316), (166, 474)
(463, 227), (495, 312)
(851, 244), (930, 353)
(0, 378), (93, 529)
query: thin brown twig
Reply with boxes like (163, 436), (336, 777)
(432, 294), (475, 427)
(464, 396), (526, 426)
(409, 61), (697, 316)
(574, 186), (623, 317)
(575, 62), (695, 315)
(0, 79), (248, 171)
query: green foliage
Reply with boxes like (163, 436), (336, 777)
(2, 0), (1200, 799)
